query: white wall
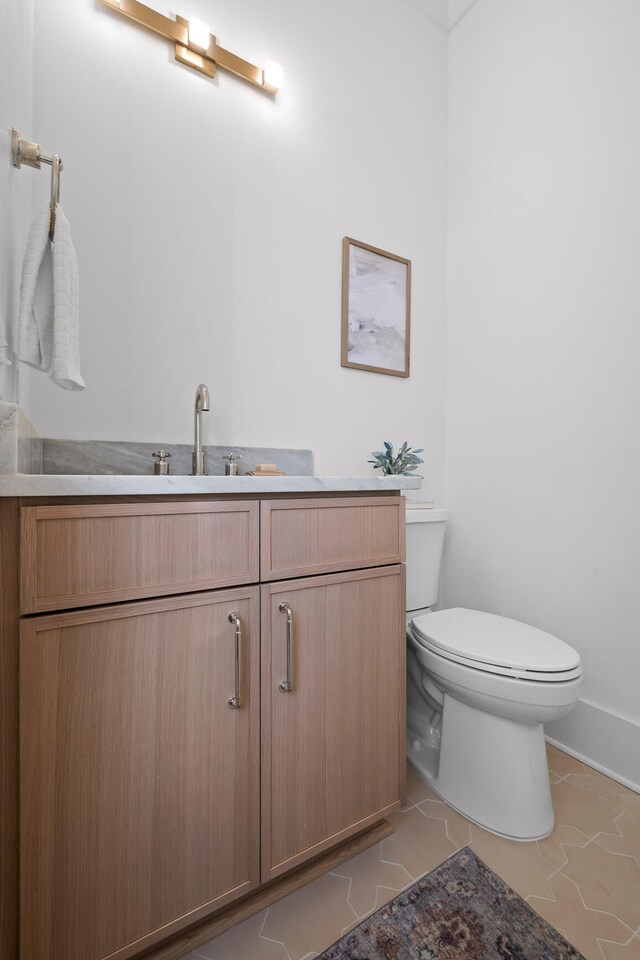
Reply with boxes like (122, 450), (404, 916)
(446, 0), (640, 780)
(0, 0), (34, 403)
(18, 0), (448, 491)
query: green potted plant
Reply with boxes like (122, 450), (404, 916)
(368, 441), (424, 477)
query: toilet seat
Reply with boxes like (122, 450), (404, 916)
(411, 607), (582, 683)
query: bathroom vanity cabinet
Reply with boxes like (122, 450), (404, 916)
(0, 492), (406, 960)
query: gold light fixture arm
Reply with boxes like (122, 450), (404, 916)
(98, 0), (281, 94)
(100, 0), (186, 44)
(214, 46), (263, 90)
(175, 16), (216, 79)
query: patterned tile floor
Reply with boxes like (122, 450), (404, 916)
(186, 745), (640, 960)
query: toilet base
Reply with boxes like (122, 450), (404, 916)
(407, 693), (555, 841)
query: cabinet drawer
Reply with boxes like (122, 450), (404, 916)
(20, 500), (259, 613)
(260, 496), (405, 581)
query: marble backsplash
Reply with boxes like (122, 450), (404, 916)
(0, 403), (313, 476)
(36, 439), (313, 477)
(0, 402), (43, 474)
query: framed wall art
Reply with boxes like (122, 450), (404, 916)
(341, 237), (411, 378)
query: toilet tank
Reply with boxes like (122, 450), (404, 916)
(405, 504), (450, 612)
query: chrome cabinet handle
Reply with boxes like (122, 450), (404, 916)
(278, 602), (293, 692)
(227, 612), (242, 709)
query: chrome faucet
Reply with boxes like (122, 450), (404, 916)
(192, 383), (210, 475)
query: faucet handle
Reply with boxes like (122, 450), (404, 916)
(223, 452), (241, 476)
(152, 450), (172, 475)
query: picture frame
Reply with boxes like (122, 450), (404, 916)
(341, 236), (411, 378)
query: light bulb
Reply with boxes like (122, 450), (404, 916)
(264, 60), (283, 91)
(188, 17), (210, 52)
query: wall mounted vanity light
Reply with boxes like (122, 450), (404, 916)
(98, 0), (283, 94)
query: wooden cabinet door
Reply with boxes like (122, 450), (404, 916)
(261, 566), (405, 882)
(20, 588), (260, 960)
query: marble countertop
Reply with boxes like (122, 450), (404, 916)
(0, 474), (421, 497)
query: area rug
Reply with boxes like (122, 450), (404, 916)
(319, 848), (584, 960)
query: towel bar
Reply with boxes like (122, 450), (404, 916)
(11, 129), (62, 241)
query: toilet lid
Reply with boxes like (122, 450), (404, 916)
(411, 608), (581, 677)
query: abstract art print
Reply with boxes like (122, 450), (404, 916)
(341, 237), (411, 377)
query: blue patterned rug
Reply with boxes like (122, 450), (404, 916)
(319, 848), (583, 959)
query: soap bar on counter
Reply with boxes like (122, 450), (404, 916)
(246, 464), (286, 476)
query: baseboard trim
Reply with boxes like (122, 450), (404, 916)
(545, 699), (640, 794)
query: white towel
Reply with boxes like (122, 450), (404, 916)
(17, 203), (85, 391)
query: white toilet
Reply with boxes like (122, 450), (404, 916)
(405, 503), (582, 841)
